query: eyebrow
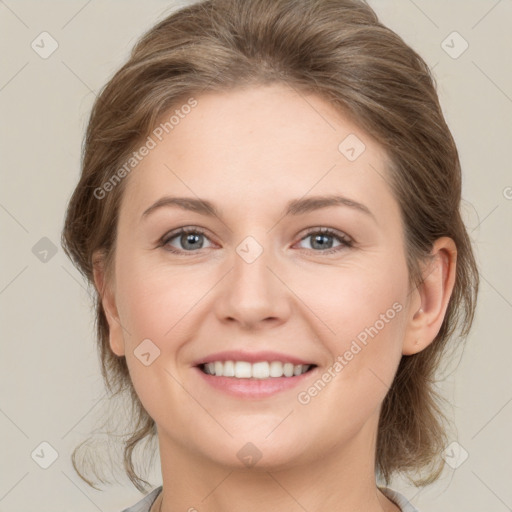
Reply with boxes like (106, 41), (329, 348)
(141, 194), (376, 222)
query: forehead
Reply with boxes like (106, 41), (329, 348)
(121, 83), (397, 222)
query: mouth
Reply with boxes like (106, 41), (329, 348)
(193, 356), (318, 399)
(198, 360), (317, 379)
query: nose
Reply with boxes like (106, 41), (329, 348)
(213, 236), (292, 330)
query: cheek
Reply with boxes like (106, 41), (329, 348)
(294, 257), (408, 399)
(295, 255), (408, 343)
(113, 258), (207, 421)
(115, 254), (216, 345)
(308, 273), (407, 409)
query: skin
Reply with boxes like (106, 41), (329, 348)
(93, 83), (457, 512)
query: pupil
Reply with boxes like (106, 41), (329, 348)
(182, 233), (202, 250)
(312, 234), (332, 250)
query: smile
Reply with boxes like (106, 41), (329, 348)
(195, 362), (318, 399)
(200, 360), (315, 378)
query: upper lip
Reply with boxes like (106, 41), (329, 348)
(193, 350), (315, 366)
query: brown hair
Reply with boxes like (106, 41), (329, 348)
(62, 0), (479, 493)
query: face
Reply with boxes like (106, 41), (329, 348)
(100, 83), (421, 471)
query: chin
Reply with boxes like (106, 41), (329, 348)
(198, 428), (313, 471)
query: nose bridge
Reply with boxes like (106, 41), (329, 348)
(214, 232), (290, 327)
(232, 233), (277, 301)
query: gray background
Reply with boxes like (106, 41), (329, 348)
(1, 1), (511, 511)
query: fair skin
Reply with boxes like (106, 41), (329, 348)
(93, 84), (456, 512)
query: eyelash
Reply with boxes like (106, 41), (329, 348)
(159, 226), (354, 256)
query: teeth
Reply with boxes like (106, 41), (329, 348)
(293, 364), (303, 376)
(252, 362), (270, 379)
(223, 360), (235, 377)
(283, 363), (294, 377)
(202, 361), (312, 378)
(234, 361), (252, 378)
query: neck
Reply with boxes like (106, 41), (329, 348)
(153, 418), (399, 512)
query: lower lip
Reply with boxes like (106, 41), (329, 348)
(193, 366), (317, 399)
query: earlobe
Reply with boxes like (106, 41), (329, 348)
(402, 237), (457, 356)
(92, 250), (126, 357)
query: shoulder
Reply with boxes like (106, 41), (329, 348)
(120, 486), (162, 512)
(379, 486), (420, 512)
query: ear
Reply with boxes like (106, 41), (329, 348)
(402, 237), (457, 356)
(92, 250), (125, 357)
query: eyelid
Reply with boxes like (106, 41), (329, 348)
(293, 226), (354, 254)
(159, 226), (215, 253)
(160, 225), (209, 242)
(298, 226), (353, 244)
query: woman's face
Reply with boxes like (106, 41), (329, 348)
(101, 83), (422, 470)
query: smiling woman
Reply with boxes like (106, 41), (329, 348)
(61, 0), (479, 511)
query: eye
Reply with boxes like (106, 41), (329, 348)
(160, 227), (214, 253)
(295, 227), (353, 254)
(159, 226), (353, 255)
